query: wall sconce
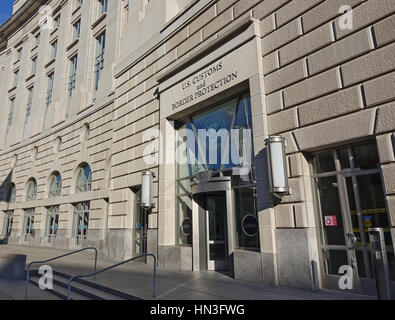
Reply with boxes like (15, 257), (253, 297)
(141, 170), (155, 209)
(265, 135), (289, 196)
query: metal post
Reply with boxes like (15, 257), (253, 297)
(368, 228), (392, 300)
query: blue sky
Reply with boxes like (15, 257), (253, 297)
(0, 0), (13, 25)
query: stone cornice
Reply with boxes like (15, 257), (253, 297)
(0, 0), (48, 51)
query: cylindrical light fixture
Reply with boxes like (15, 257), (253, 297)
(265, 136), (289, 195)
(141, 170), (155, 209)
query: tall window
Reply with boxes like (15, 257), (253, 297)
(23, 87), (34, 139)
(31, 56), (37, 74)
(44, 73), (54, 129)
(46, 73), (54, 107)
(95, 32), (105, 90)
(68, 55), (78, 97)
(13, 69), (19, 87)
(50, 40), (58, 59)
(5, 98), (15, 144)
(24, 209), (35, 240)
(54, 14), (61, 28)
(3, 211), (14, 237)
(26, 178), (37, 201)
(16, 48), (22, 61)
(73, 202), (90, 246)
(73, 19), (81, 40)
(34, 33), (40, 46)
(99, 0), (108, 15)
(49, 172), (62, 198)
(46, 206), (59, 243)
(76, 164), (92, 193)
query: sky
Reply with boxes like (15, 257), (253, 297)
(0, 0), (14, 25)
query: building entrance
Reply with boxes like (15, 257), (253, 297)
(313, 142), (395, 296)
(206, 194), (228, 271)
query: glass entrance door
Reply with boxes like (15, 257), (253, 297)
(46, 206), (59, 244)
(206, 195), (228, 271)
(313, 143), (395, 296)
(73, 202), (90, 247)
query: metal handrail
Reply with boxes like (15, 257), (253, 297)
(25, 247), (97, 300)
(67, 253), (157, 300)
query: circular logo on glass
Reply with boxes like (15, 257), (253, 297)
(242, 214), (259, 237)
(181, 218), (192, 236)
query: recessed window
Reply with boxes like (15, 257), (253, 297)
(26, 178), (38, 201)
(34, 33), (40, 46)
(49, 172), (62, 198)
(50, 40), (58, 59)
(95, 32), (106, 90)
(54, 15), (61, 28)
(76, 163), (92, 193)
(24, 208), (35, 240)
(16, 48), (22, 61)
(68, 55), (78, 98)
(13, 69), (19, 87)
(73, 19), (81, 40)
(98, 0), (108, 16)
(54, 136), (62, 153)
(81, 123), (90, 142)
(31, 146), (38, 161)
(31, 56), (38, 74)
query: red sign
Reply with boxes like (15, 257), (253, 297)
(325, 216), (338, 227)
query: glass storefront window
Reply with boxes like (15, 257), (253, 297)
(313, 152), (335, 174)
(176, 94), (253, 178)
(176, 194), (192, 246)
(234, 187), (260, 250)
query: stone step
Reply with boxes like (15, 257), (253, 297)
(27, 270), (141, 300)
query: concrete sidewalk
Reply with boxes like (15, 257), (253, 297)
(0, 245), (375, 300)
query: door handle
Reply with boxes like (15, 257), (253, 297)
(347, 233), (358, 250)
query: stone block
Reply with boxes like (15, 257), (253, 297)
(262, 18), (303, 55)
(298, 86), (364, 126)
(294, 108), (376, 151)
(268, 107), (299, 135)
(234, 250), (263, 282)
(375, 102), (395, 134)
(279, 22), (334, 66)
(265, 59), (307, 93)
(0, 254), (26, 280)
(302, 0), (364, 33)
(373, 14), (395, 47)
(275, 0), (324, 28)
(274, 204), (295, 228)
(308, 28), (374, 76)
(363, 72), (395, 107)
(283, 68), (342, 108)
(377, 134), (395, 164)
(382, 164), (395, 195)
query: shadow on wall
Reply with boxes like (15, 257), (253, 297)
(0, 170), (13, 202)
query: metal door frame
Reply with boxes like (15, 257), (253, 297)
(205, 194), (228, 271)
(73, 202), (90, 247)
(47, 206), (59, 244)
(312, 145), (394, 295)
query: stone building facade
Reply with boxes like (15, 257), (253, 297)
(0, 0), (394, 296)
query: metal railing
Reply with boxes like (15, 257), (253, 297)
(67, 253), (157, 300)
(25, 247), (97, 300)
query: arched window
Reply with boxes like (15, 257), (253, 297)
(6, 183), (16, 203)
(49, 172), (62, 198)
(26, 179), (37, 201)
(76, 164), (92, 193)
